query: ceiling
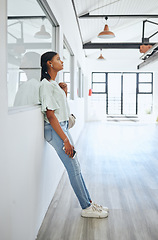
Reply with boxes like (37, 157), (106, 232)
(72, 0), (158, 63)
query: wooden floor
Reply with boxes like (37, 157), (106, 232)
(37, 121), (158, 240)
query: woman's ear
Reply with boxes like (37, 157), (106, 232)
(47, 60), (53, 68)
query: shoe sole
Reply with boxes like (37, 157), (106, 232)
(81, 213), (108, 218)
(81, 215), (108, 218)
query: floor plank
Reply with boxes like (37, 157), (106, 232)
(37, 121), (158, 240)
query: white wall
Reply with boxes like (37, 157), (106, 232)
(0, 0), (86, 240)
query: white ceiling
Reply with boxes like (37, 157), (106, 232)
(7, 0), (158, 64)
(73, 0), (158, 61)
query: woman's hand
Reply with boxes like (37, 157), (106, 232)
(64, 140), (74, 158)
(46, 110), (74, 158)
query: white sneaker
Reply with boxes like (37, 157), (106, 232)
(92, 202), (109, 212)
(81, 205), (108, 218)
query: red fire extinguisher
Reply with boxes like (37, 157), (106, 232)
(88, 89), (92, 96)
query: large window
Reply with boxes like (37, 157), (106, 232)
(7, 0), (56, 108)
(91, 72), (153, 115)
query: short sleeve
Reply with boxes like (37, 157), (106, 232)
(39, 80), (60, 113)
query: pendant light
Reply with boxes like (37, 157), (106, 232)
(34, 19), (51, 39)
(98, 24), (115, 39)
(98, 17), (115, 39)
(97, 49), (105, 60)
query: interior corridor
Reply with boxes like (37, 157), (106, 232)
(37, 121), (158, 240)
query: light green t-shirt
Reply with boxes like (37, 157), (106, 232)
(39, 78), (70, 123)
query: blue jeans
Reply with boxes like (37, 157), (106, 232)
(44, 121), (91, 209)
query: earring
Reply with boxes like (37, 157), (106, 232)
(51, 64), (53, 68)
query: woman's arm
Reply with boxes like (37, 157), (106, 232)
(46, 109), (74, 158)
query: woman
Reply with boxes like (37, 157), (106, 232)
(39, 51), (109, 218)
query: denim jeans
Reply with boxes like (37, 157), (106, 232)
(44, 121), (91, 209)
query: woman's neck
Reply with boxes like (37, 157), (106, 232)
(48, 69), (57, 81)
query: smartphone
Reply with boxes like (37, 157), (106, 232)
(63, 146), (77, 159)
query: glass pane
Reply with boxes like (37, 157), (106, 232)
(67, 82), (70, 94)
(63, 72), (70, 83)
(138, 94), (153, 114)
(93, 73), (105, 82)
(139, 84), (152, 93)
(76, 65), (79, 97)
(92, 83), (106, 93)
(63, 44), (71, 99)
(79, 69), (82, 98)
(8, 0), (56, 107)
(63, 45), (71, 74)
(108, 73), (121, 114)
(63, 72), (70, 95)
(123, 74), (136, 115)
(139, 73), (152, 82)
(82, 74), (84, 98)
(91, 94), (107, 117)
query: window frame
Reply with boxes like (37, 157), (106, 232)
(91, 72), (153, 115)
(8, 0), (58, 112)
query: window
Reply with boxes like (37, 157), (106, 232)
(7, 0), (56, 107)
(63, 44), (71, 99)
(138, 73), (153, 94)
(82, 73), (84, 98)
(93, 73), (105, 82)
(78, 67), (83, 98)
(91, 72), (153, 115)
(92, 73), (106, 94)
(63, 72), (70, 95)
(63, 40), (74, 100)
(76, 65), (79, 97)
(137, 73), (153, 114)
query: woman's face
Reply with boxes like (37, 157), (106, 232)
(50, 54), (63, 72)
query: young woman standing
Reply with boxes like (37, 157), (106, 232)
(39, 51), (109, 218)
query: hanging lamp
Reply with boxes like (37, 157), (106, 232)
(34, 19), (51, 39)
(98, 17), (115, 39)
(98, 24), (115, 39)
(97, 49), (105, 60)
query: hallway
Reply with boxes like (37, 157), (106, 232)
(37, 121), (158, 240)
